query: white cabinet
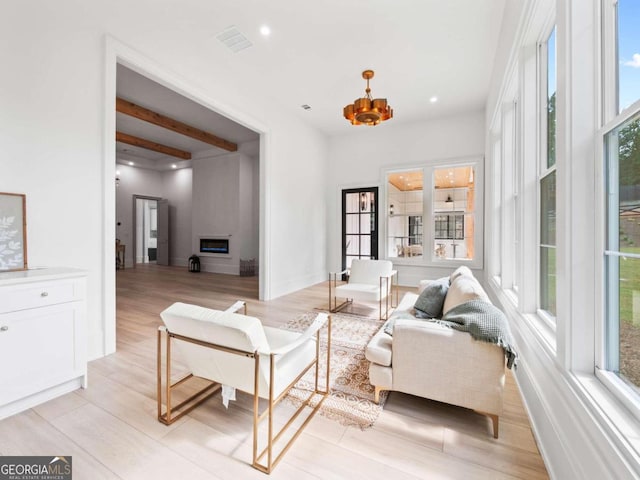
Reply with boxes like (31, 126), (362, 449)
(0, 268), (87, 419)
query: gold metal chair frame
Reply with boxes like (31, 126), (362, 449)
(328, 269), (398, 320)
(156, 307), (332, 474)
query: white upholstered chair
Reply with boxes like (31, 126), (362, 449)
(329, 259), (398, 320)
(157, 301), (331, 474)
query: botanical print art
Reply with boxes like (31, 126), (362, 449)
(0, 193), (26, 271)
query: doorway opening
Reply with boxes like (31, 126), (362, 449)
(105, 39), (269, 357)
(132, 195), (170, 266)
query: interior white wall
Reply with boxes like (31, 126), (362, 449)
(327, 112), (485, 286)
(162, 168), (193, 267)
(238, 155), (258, 263)
(0, 1), (328, 359)
(191, 153), (259, 275)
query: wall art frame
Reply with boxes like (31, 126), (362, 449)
(0, 192), (28, 271)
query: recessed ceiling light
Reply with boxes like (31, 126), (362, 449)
(301, 104), (311, 110)
(430, 96), (438, 103)
(116, 170), (121, 175)
(128, 161), (134, 166)
(260, 25), (271, 36)
(171, 164), (177, 169)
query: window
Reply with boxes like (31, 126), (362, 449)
(491, 136), (502, 280)
(605, 113), (640, 392)
(617, 0), (640, 113)
(385, 160), (482, 267)
(387, 170), (423, 258)
(433, 166), (475, 261)
(539, 27), (557, 318)
(603, 0), (640, 394)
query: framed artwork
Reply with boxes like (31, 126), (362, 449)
(0, 192), (27, 271)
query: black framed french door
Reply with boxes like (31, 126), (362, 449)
(342, 187), (379, 271)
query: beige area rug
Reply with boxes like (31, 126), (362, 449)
(280, 311), (389, 429)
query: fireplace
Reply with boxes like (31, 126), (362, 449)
(200, 238), (229, 254)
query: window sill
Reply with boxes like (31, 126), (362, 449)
(489, 282), (556, 355)
(521, 313), (556, 354)
(573, 371), (640, 468)
(595, 369), (640, 425)
(389, 256), (480, 269)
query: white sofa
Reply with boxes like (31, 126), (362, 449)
(365, 266), (506, 438)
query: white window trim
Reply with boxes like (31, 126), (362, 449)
(490, 133), (502, 280)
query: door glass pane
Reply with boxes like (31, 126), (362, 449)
(345, 193), (360, 213)
(618, 1), (640, 113)
(345, 235), (359, 255)
(345, 214), (359, 234)
(360, 236), (371, 256)
(360, 214), (371, 234)
(359, 192), (372, 213)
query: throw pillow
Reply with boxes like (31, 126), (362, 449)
(413, 276), (449, 319)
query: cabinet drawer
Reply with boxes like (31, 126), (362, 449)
(0, 279), (79, 314)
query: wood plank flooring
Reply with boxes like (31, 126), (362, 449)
(0, 264), (549, 479)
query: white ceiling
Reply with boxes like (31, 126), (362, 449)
(115, 0), (506, 168)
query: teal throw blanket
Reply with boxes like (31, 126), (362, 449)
(438, 299), (518, 369)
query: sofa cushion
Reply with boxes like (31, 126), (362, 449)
(449, 265), (473, 283)
(365, 327), (393, 366)
(442, 273), (489, 315)
(413, 277), (449, 318)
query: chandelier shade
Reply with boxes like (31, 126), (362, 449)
(343, 70), (393, 126)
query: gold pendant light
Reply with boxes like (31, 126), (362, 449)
(343, 70), (393, 126)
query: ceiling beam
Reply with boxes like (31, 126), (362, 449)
(116, 131), (192, 160)
(116, 97), (238, 152)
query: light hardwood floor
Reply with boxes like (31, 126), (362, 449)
(0, 265), (549, 479)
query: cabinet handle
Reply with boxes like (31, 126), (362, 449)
(41, 292), (49, 297)
(0, 326), (7, 332)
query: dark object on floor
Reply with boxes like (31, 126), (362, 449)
(188, 255), (200, 273)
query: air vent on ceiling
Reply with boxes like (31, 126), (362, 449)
(216, 25), (253, 53)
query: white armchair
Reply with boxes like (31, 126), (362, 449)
(157, 301), (331, 474)
(329, 259), (398, 320)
